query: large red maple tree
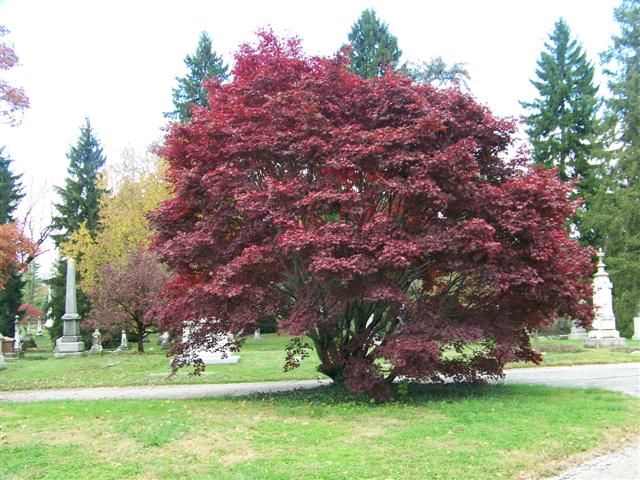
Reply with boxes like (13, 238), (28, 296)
(152, 32), (594, 399)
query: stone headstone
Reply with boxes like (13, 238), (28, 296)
(36, 318), (42, 336)
(568, 320), (589, 340)
(1, 336), (15, 359)
(0, 350), (5, 370)
(13, 316), (22, 355)
(54, 258), (87, 357)
(254, 329), (260, 340)
(633, 314), (640, 341)
(182, 320), (240, 365)
(90, 329), (103, 354)
(120, 330), (129, 349)
(585, 249), (626, 348)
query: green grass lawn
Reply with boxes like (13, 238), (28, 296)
(1, 384), (638, 479)
(1, 334), (638, 392)
(0, 334), (321, 391)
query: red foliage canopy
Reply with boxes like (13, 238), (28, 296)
(18, 303), (43, 321)
(151, 32), (594, 399)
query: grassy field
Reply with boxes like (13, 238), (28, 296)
(1, 334), (638, 392)
(0, 334), (321, 391)
(1, 384), (638, 480)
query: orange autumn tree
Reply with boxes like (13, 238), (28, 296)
(0, 222), (35, 291)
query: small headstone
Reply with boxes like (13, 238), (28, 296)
(0, 350), (6, 370)
(120, 330), (129, 349)
(90, 329), (103, 354)
(1, 336), (15, 359)
(181, 321), (239, 365)
(254, 329), (261, 340)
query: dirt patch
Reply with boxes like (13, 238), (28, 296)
(159, 429), (257, 468)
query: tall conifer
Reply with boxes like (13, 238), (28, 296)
(166, 32), (228, 123)
(521, 19), (601, 209)
(584, 0), (639, 336)
(49, 119), (106, 342)
(51, 118), (106, 246)
(347, 9), (402, 78)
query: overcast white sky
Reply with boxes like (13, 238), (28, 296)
(0, 0), (621, 274)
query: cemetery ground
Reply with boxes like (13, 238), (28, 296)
(0, 383), (638, 479)
(0, 333), (639, 391)
(1, 334), (639, 479)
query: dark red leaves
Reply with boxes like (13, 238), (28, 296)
(151, 32), (594, 399)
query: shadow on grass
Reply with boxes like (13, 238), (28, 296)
(240, 382), (540, 407)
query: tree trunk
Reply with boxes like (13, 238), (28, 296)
(137, 337), (144, 354)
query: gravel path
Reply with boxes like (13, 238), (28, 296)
(0, 378), (331, 402)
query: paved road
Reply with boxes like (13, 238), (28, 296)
(502, 362), (640, 397)
(0, 378), (332, 402)
(1, 362), (638, 402)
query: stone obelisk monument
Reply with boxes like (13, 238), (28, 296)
(584, 249), (626, 348)
(54, 258), (87, 357)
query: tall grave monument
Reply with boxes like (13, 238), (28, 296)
(585, 249), (626, 348)
(54, 258), (87, 357)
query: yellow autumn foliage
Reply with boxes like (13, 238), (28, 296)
(63, 152), (171, 292)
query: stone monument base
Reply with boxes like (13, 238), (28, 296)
(584, 337), (627, 348)
(54, 338), (87, 358)
(197, 352), (240, 365)
(54, 351), (89, 358)
(568, 331), (589, 340)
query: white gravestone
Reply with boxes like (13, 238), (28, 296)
(182, 320), (240, 365)
(633, 310), (640, 341)
(120, 330), (129, 349)
(90, 329), (103, 354)
(13, 316), (21, 355)
(585, 249), (626, 348)
(54, 258), (87, 357)
(158, 331), (171, 348)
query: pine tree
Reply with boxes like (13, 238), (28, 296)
(166, 32), (228, 123)
(521, 19), (601, 206)
(584, 0), (639, 337)
(49, 118), (106, 343)
(348, 9), (402, 78)
(51, 118), (106, 246)
(0, 150), (24, 337)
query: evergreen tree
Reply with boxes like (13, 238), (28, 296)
(0, 150), (24, 337)
(584, 0), (639, 337)
(51, 118), (106, 246)
(166, 32), (228, 123)
(348, 9), (402, 78)
(521, 19), (601, 207)
(0, 150), (24, 223)
(49, 118), (106, 343)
